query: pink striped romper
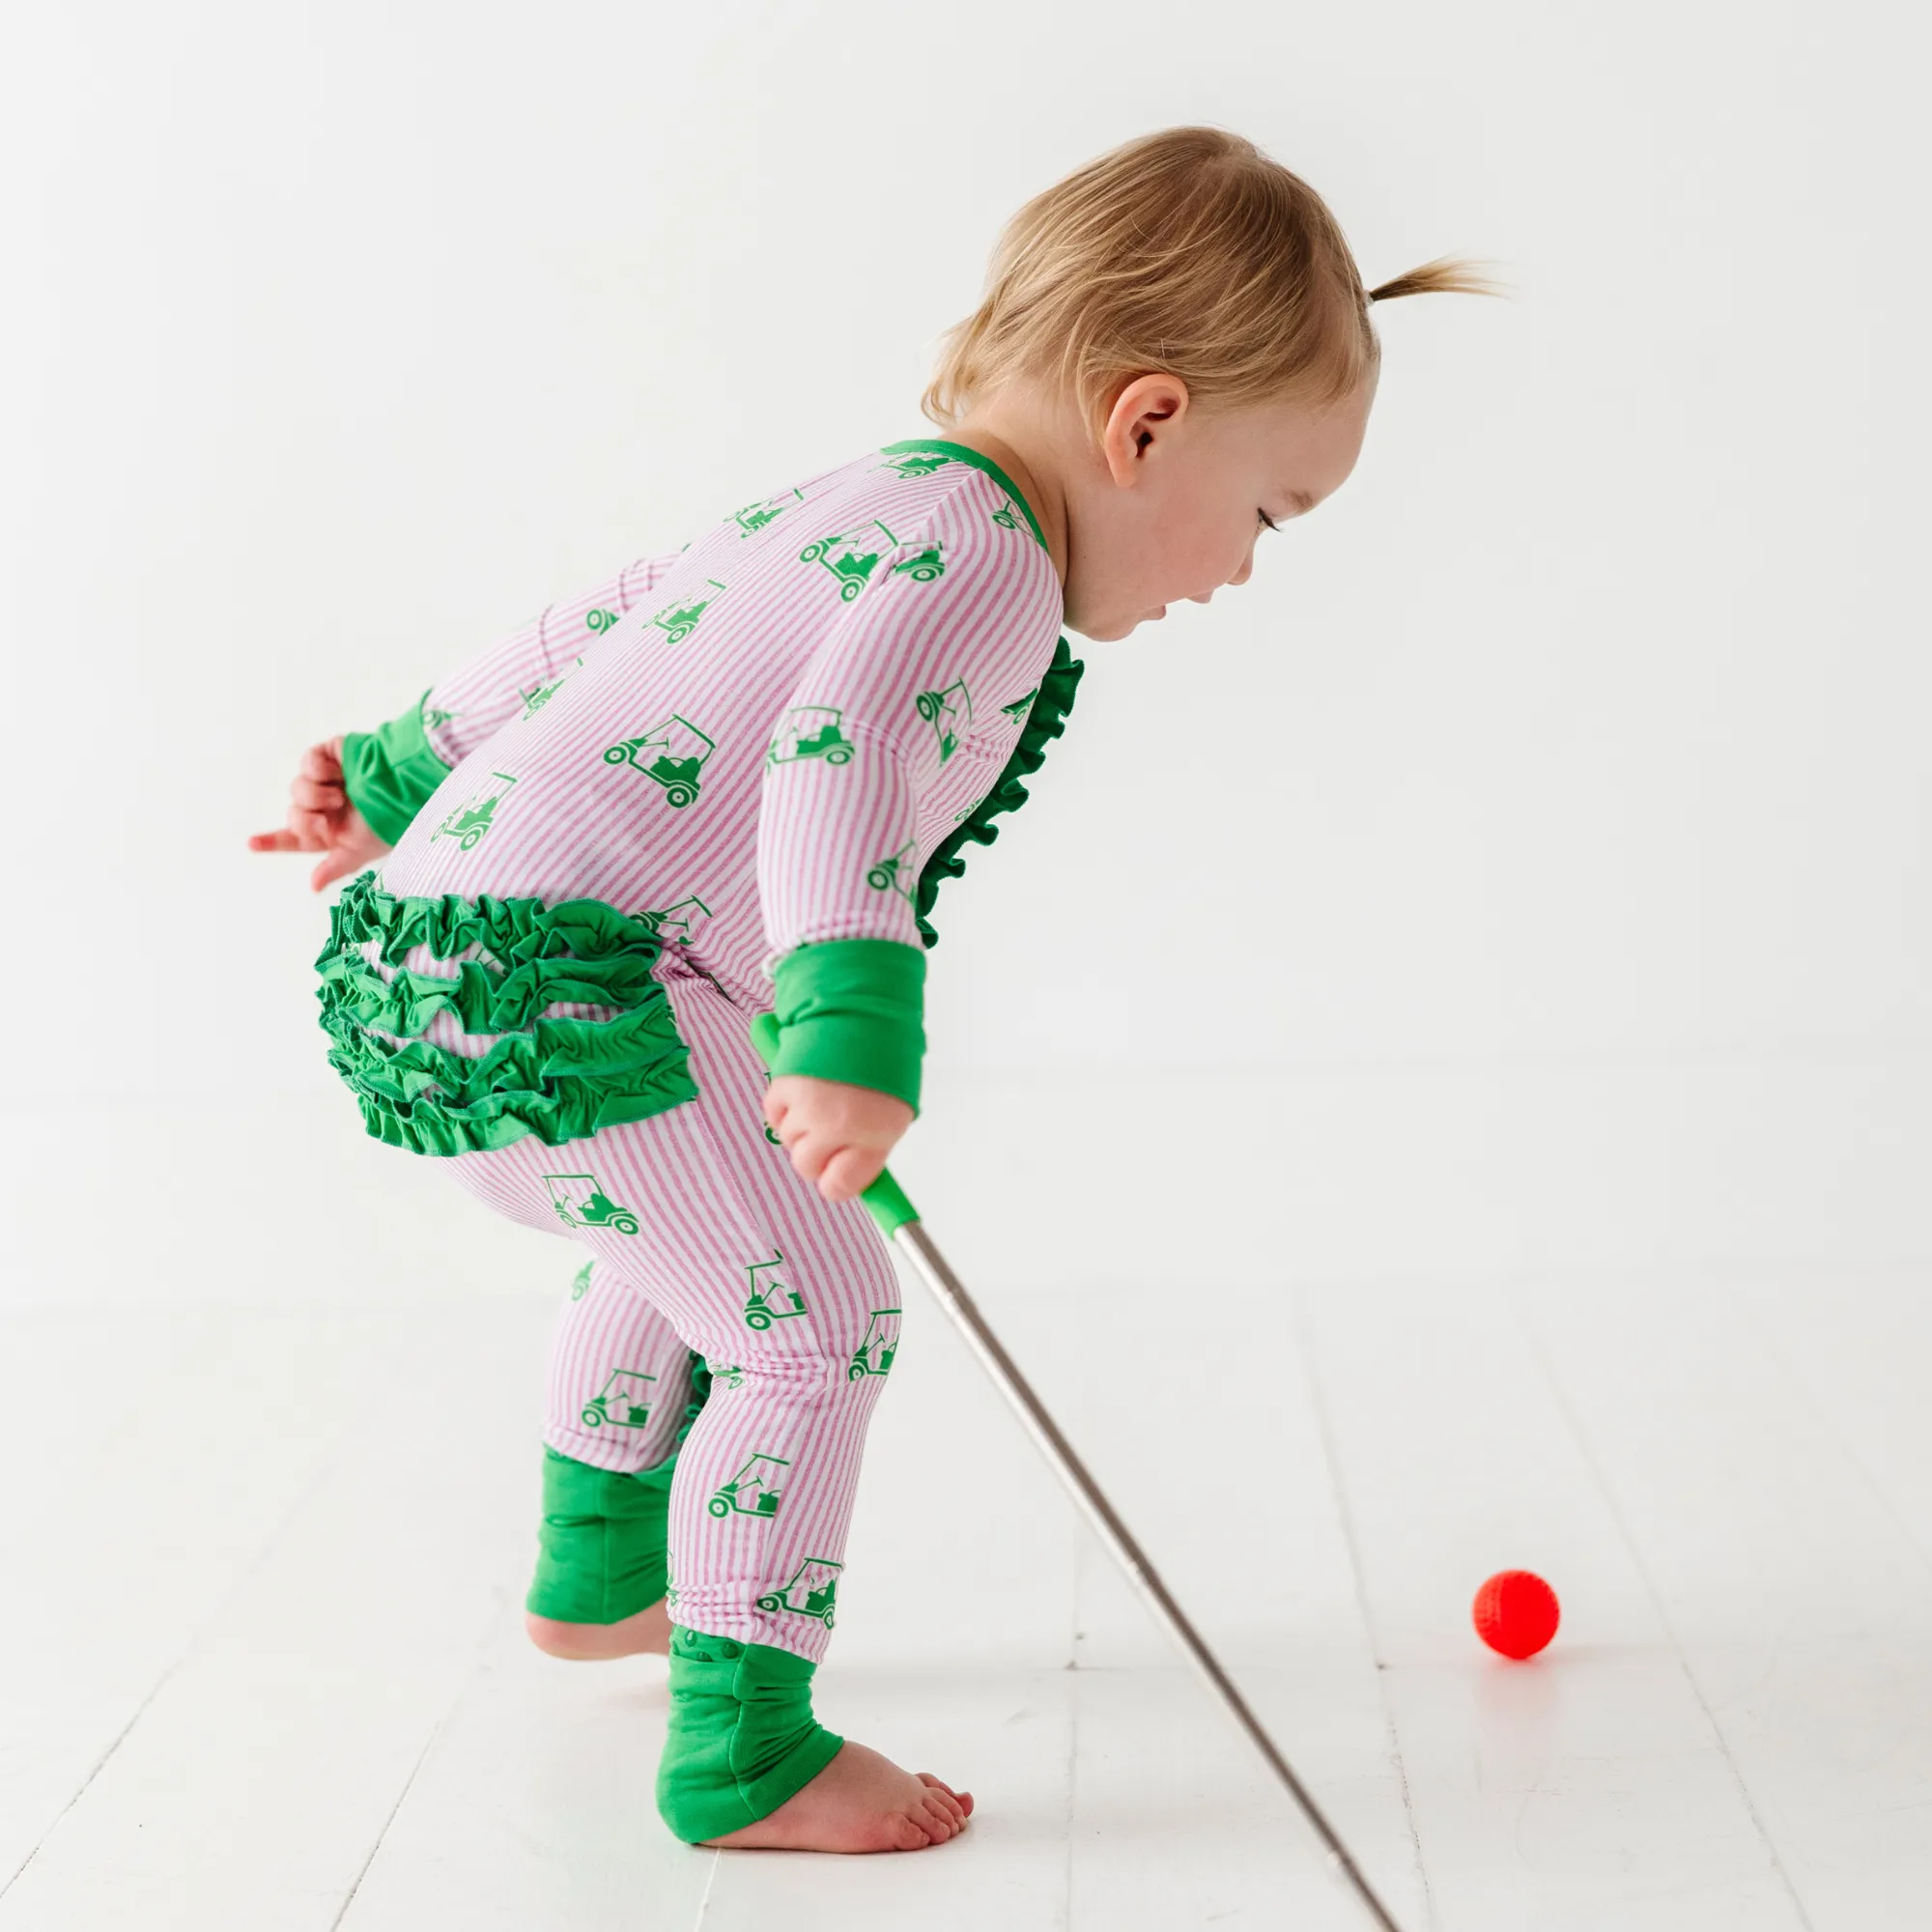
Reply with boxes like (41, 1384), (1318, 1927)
(315, 438), (1078, 1693)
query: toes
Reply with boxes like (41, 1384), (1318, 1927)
(921, 1794), (963, 1837)
(889, 1812), (933, 1851)
(916, 1773), (973, 1825)
(924, 1787), (967, 1829)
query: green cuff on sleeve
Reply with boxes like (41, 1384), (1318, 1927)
(770, 938), (926, 1114)
(340, 688), (455, 847)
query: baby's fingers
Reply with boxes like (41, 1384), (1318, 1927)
(311, 847), (366, 891)
(290, 772), (346, 813)
(817, 1144), (885, 1204)
(301, 738), (347, 780)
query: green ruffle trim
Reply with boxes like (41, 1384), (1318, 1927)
(315, 869), (698, 1156)
(913, 635), (1084, 949)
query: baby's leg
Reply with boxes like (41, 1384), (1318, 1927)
(451, 976), (968, 1853)
(524, 1257), (711, 1660)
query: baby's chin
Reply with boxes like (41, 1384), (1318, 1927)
(1065, 607), (1160, 643)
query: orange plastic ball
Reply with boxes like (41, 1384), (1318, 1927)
(1472, 1570), (1560, 1659)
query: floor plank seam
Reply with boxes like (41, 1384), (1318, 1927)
(1293, 1283), (1435, 1932)
(327, 1709), (452, 1929)
(329, 1588), (518, 1928)
(688, 1847), (722, 1928)
(1754, 1318), (1932, 1584)
(1516, 1296), (1820, 1932)
(0, 1416), (367, 1906)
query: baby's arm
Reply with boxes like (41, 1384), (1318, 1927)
(249, 552), (685, 884)
(756, 502), (1059, 1200)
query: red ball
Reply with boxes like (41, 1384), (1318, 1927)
(1472, 1570), (1560, 1659)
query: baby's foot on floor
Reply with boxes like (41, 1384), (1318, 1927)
(525, 1598), (672, 1660)
(702, 1741), (972, 1854)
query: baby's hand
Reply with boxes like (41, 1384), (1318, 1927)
(764, 1074), (914, 1204)
(246, 735), (391, 891)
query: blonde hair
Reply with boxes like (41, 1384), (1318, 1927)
(923, 126), (1508, 435)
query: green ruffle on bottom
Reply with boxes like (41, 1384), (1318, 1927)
(657, 1628), (845, 1843)
(315, 869), (698, 1156)
(913, 634), (1084, 948)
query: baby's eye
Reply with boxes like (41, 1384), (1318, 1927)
(1257, 509), (1279, 533)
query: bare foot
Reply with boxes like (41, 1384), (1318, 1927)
(525, 1598), (672, 1660)
(702, 1741), (973, 1853)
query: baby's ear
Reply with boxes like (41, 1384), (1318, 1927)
(1099, 372), (1193, 485)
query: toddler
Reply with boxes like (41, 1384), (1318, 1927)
(251, 125), (1495, 1855)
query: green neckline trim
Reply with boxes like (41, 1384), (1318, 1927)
(879, 439), (1048, 551)
(912, 635), (1084, 949)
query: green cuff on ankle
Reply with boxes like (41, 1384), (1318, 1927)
(526, 1446), (677, 1625)
(656, 1627), (845, 1842)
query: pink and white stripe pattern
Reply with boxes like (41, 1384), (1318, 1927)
(374, 443), (1065, 1031)
(446, 966), (905, 1662)
(365, 441), (1065, 1659)
(541, 1255), (700, 1477)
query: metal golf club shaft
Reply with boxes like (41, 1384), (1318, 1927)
(890, 1216), (1404, 1932)
(750, 1013), (1399, 1928)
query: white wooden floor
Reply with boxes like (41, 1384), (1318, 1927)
(5, 1122), (1932, 1927)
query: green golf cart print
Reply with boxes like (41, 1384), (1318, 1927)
(989, 497), (1024, 532)
(581, 1368), (656, 1430)
(1001, 687), (1038, 720)
(642, 895), (712, 947)
(766, 705), (854, 767)
(865, 842), (917, 900)
(603, 715), (716, 809)
(848, 1308), (901, 1381)
(756, 1557), (841, 1629)
(879, 451), (953, 479)
(799, 521), (901, 601)
(432, 771), (517, 850)
(743, 1253), (807, 1331)
(733, 488), (804, 537)
(707, 1452), (791, 1519)
(519, 656), (582, 719)
(652, 579), (725, 644)
(421, 701), (458, 730)
(569, 1261), (593, 1302)
(915, 679), (973, 762)
(544, 1172), (640, 1236)
(705, 1360), (749, 1392)
(890, 545), (947, 583)
(584, 606), (620, 634)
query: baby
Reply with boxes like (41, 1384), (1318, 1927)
(251, 125), (1495, 1856)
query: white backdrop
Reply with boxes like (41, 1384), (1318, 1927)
(3, 0), (1927, 1293)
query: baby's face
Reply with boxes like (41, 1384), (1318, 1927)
(1062, 369), (1378, 642)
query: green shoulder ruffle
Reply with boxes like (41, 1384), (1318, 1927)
(913, 635), (1084, 949)
(315, 869), (697, 1156)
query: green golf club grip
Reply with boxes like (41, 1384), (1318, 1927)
(748, 1012), (922, 1236)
